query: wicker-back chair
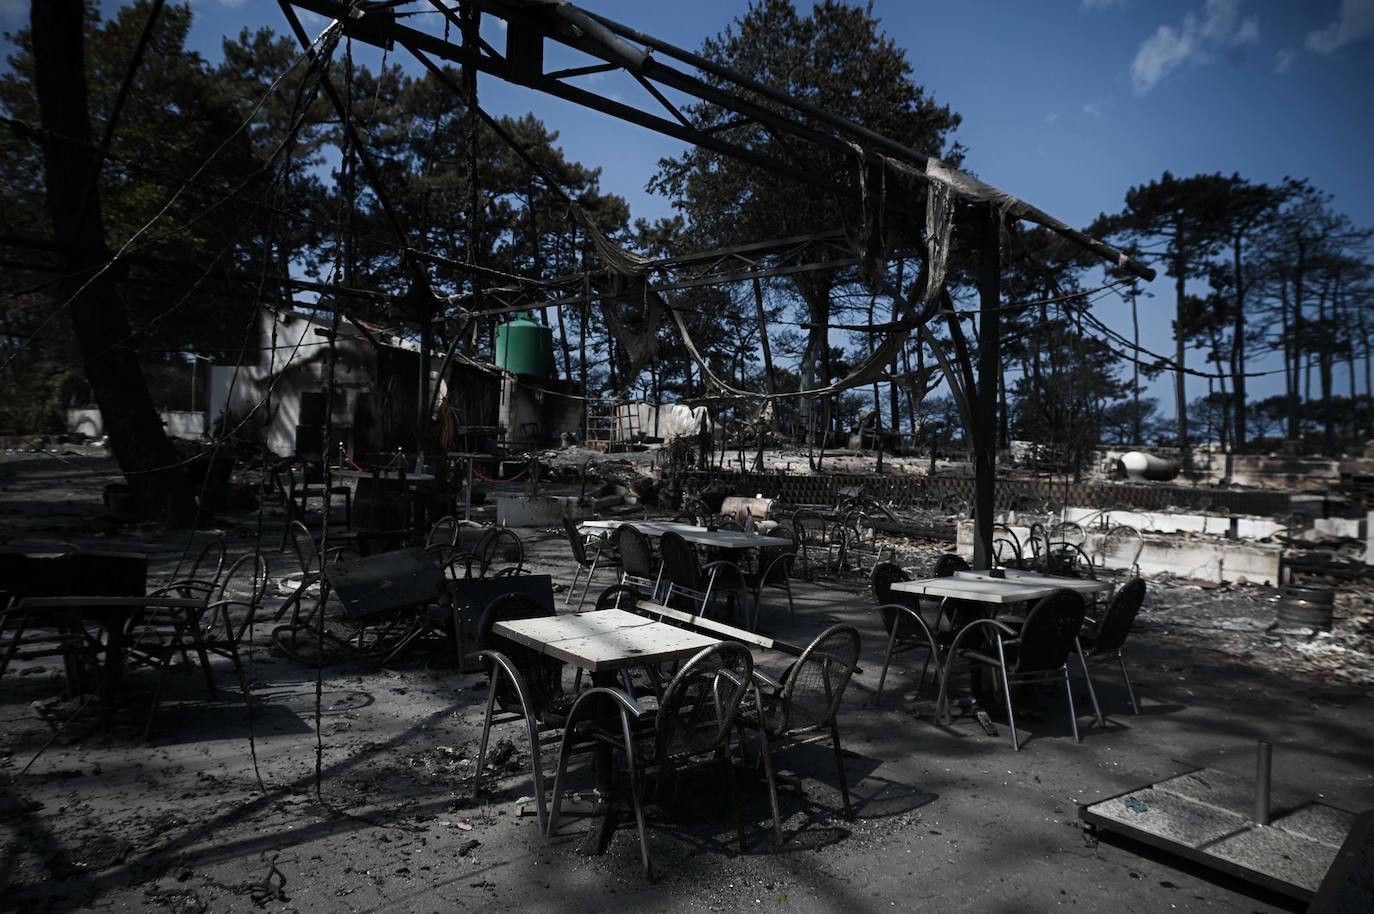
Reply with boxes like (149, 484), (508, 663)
(869, 562), (943, 705)
(475, 527), (525, 577)
(471, 591), (571, 832)
(548, 642), (757, 878)
(741, 623), (862, 823)
(160, 539), (227, 600)
(1075, 577), (1146, 719)
(201, 552), (270, 663)
(426, 515), (460, 548)
(932, 553), (970, 578)
(937, 588), (1095, 750)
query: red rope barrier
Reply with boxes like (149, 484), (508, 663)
(472, 465), (528, 485)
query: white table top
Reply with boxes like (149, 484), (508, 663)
(891, 576), (1069, 605)
(580, 520), (790, 549)
(954, 569), (1113, 596)
(492, 608), (720, 672)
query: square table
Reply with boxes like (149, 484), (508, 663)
(579, 520), (791, 550)
(492, 608), (719, 673)
(953, 569), (1113, 598)
(13, 595), (204, 727)
(891, 575), (1070, 605)
(492, 608), (722, 853)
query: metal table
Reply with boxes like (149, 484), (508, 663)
(890, 575), (1071, 604)
(953, 569), (1113, 598)
(14, 595), (203, 727)
(493, 608), (721, 854)
(579, 519), (791, 550)
(493, 608), (719, 673)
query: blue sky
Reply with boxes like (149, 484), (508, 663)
(5, 0), (1373, 420)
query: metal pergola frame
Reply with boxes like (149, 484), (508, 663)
(282, 0), (1157, 568)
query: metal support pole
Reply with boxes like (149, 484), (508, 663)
(1255, 740), (1272, 826)
(751, 276), (779, 432)
(971, 204), (1001, 570)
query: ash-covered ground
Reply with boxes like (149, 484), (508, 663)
(2, 452), (1371, 913)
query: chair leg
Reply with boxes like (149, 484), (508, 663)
(756, 719), (784, 845)
(190, 628), (217, 699)
(829, 716), (853, 819)
(1063, 667), (1081, 743)
(616, 709), (652, 880)
(143, 645), (179, 742)
(564, 565), (583, 607)
(723, 753), (746, 853)
(473, 672), (500, 801)
(1077, 639), (1105, 727)
(876, 623), (900, 707)
(575, 557), (598, 609)
(993, 638), (1018, 751)
(783, 576), (795, 618)
(1119, 654), (1140, 714)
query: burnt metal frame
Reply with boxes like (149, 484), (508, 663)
(282, 0), (1157, 570)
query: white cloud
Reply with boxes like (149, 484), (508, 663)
(1130, 0), (1262, 94)
(1306, 0), (1374, 53)
(1274, 48), (1295, 73)
(1082, 102), (1105, 118)
(1081, 0), (1128, 10)
(1043, 111), (1060, 124)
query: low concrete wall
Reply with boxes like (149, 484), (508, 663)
(67, 407), (102, 438)
(1051, 506), (1285, 540)
(1313, 516), (1366, 539)
(957, 520), (1282, 585)
(494, 494), (590, 527)
(66, 408), (206, 441)
(162, 410), (206, 440)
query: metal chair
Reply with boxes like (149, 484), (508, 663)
(594, 583), (642, 611)
(548, 641), (761, 878)
(869, 562), (942, 705)
(474, 526), (525, 577)
(562, 518), (613, 608)
(790, 509), (824, 580)
(659, 531), (749, 621)
(936, 588), (1097, 751)
(198, 552), (270, 672)
(276, 463), (352, 551)
(740, 623), (862, 824)
(471, 592), (573, 833)
(158, 539), (227, 601)
(426, 515), (461, 548)
(0, 598), (102, 700)
(615, 524), (659, 599)
(743, 526), (797, 630)
(838, 511), (891, 575)
(1074, 578), (1146, 721)
(991, 524), (1022, 569)
(269, 522), (360, 653)
(932, 553), (969, 577)
(1097, 525), (1144, 580)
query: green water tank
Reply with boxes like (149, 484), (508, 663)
(495, 316), (554, 377)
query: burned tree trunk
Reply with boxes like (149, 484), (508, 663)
(31, 0), (194, 526)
